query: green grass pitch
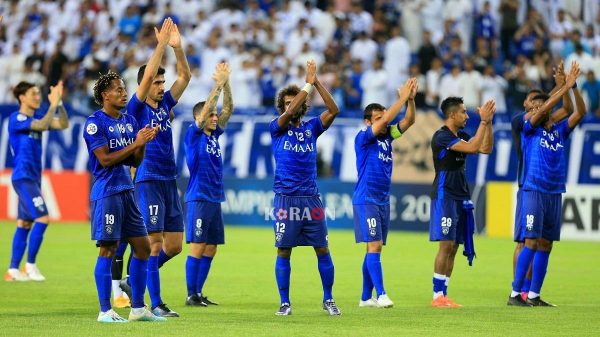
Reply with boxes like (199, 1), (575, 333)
(0, 222), (599, 337)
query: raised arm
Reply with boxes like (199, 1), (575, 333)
(277, 60), (315, 128)
(450, 100), (496, 154)
(315, 74), (340, 128)
(217, 79), (234, 129)
(568, 85), (587, 129)
(93, 126), (158, 167)
(167, 23), (191, 101)
(530, 61), (580, 127)
(197, 63), (229, 129)
(479, 121), (494, 154)
(135, 18), (173, 102)
(30, 84), (60, 131)
(49, 81), (69, 130)
(398, 78), (418, 133)
(549, 60), (573, 122)
(371, 78), (414, 135)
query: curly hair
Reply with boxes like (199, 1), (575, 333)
(93, 71), (123, 106)
(275, 85), (308, 117)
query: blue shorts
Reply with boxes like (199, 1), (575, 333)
(185, 201), (225, 245)
(514, 188), (524, 242)
(91, 190), (147, 244)
(135, 180), (184, 233)
(12, 179), (48, 221)
(353, 204), (389, 244)
(429, 198), (465, 243)
(520, 190), (562, 242)
(273, 194), (328, 248)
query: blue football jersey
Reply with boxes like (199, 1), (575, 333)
(127, 91), (178, 182)
(83, 110), (139, 201)
(184, 123), (225, 203)
(521, 118), (571, 193)
(8, 111), (43, 182)
(431, 126), (472, 200)
(511, 112), (526, 186)
(353, 125), (398, 205)
(270, 117), (327, 196)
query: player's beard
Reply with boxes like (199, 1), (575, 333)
(290, 110), (306, 124)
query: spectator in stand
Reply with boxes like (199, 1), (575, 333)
(425, 58), (443, 109)
(500, 0), (520, 60)
(350, 31), (378, 71)
(360, 57), (388, 108)
(476, 1), (497, 57)
(418, 31), (438, 74)
(481, 64), (509, 117)
(119, 5), (142, 41)
(582, 70), (600, 119)
(459, 58), (483, 111)
(345, 59), (364, 110)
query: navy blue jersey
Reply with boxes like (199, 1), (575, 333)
(511, 112), (526, 186)
(8, 111), (43, 182)
(270, 117), (327, 196)
(353, 125), (399, 205)
(184, 123), (225, 203)
(127, 91), (178, 182)
(521, 118), (571, 194)
(83, 110), (139, 201)
(431, 126), (472, 200)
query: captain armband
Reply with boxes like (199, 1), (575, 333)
(390, 124), (402, 139)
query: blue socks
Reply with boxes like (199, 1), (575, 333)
(361, 254), (374, 301)
(186, 256), (201, 297)
(512, 246), (535, 292)
(129, 256), (148, 309)
(94, 256), (112, 312)
(433, 273), (446, 295)
(275, 256), (291, 304)
(317, 253), (335, 302)
(521, 278), (532, 293)
(530, 250), (551, 295)
(366, 252), (385, 297)
(147, 256), (162, 308)
(196, 256), (213, 295)
(157, 250), (172, 268)
(10, 227), (30, 269)
(27, 222), (48, 264)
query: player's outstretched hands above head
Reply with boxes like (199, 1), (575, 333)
(212, 63), (231, 85)
(48, 81), (63, 107)
(478, 99), (496, 122)
(553, 60), (565, 86)
(154, 17), (174, 46)
(409, 78), (418, 100)
(167, 21), (182, 49)
(397, 78), (416, 102)
(565, 61), (581, 87)
(306, 60), (316, 85)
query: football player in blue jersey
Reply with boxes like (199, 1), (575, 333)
(127, 17), (191, 317)
(508, 62), (584, 307)
(83, 20), (173, 323)
(183, 63), (233, 307)
(353, 78), (417, 308)
(270, 60), (341, 316)
(429, 97), (496, 308)
(510, 61), (573, 301)
(5, 80), (68, 282)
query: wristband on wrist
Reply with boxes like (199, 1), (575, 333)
(302, 83), (313, 95)
(572, 81), (578, 89)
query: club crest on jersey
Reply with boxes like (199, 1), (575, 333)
(305, 130), (312, 138)
(105, 225), (113, 235)
(17, 114), (27, 122)
(275, 232), (283, 242)
(109, 126), (114, 132)
(150, 215), (158, 225)
(87, 123), (98, 135)
(127, 124), (133, 132)
(195, 228), (203, 237)
(369, 228), (377, 237)
(441, 222), (451, 235)
(287, 130), (293, 136)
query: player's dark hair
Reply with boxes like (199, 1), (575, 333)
(440, 96), (464, 118)
(275, 85), (308, 116)
(193, 101), (206, 119)
(137, 64), (166, 85)
(527, 89), (543, 96)
(532, 93), (550, 102)
(93, 71), (123, 106)
(363, 103), (386, 120)
(13, 81), (36, 104)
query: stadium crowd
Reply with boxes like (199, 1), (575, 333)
(0, 0), (599, 120)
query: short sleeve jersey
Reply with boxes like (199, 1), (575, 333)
(83, 110), (139, 201)
(431, 126), (472, 200)
(270, 116), (327, 196)
(184, 123), (225, 203)
(127, 91), (178, 182)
